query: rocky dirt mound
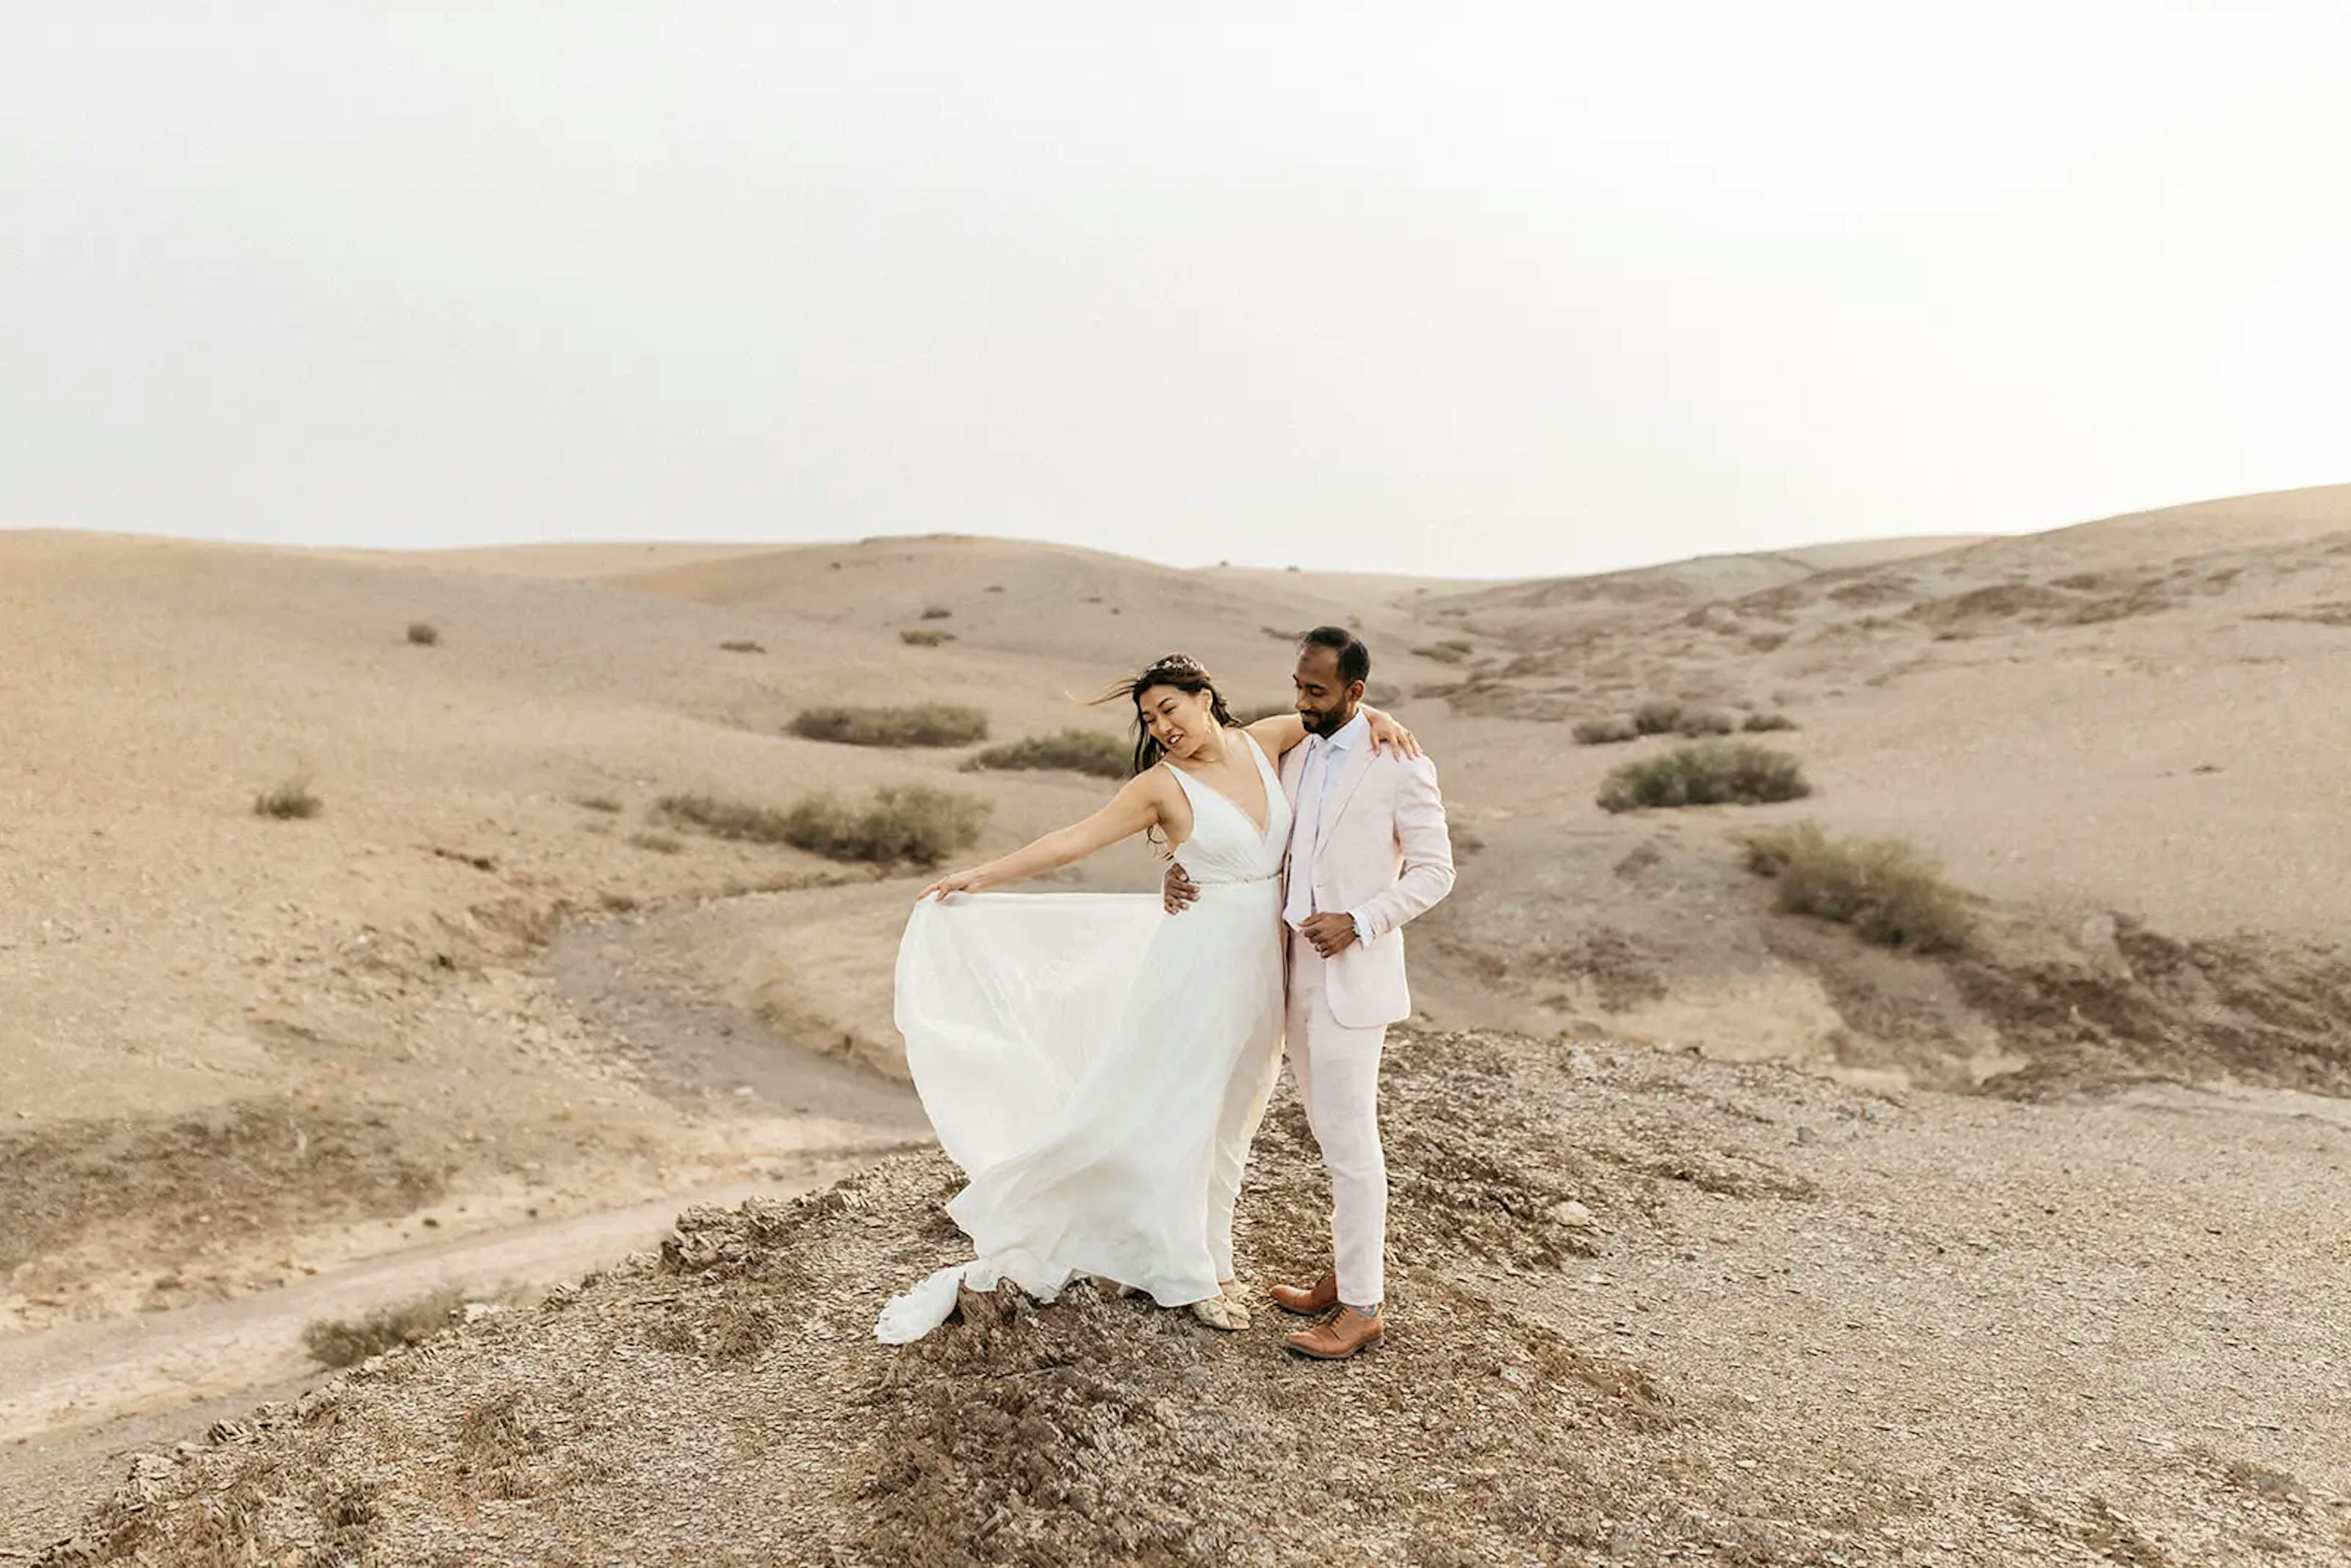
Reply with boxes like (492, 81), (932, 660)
(1955, 917), (2351, 1099)
(38, 1030), (1903, 1568)
(37, 1026), (2351, 1566)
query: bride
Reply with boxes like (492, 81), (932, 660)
(876, 652), (1414, 1343)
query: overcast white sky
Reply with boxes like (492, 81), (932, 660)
(6, 3), (2349, 580)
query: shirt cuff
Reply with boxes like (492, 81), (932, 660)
(1349, 909), (1372, 945)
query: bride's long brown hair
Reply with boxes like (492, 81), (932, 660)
(1093, 653), (1239, 779)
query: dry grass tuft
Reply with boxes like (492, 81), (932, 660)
(718, 639), (765, 654)
(658, 786), (988, 866)
(1597, 741), (1810, 812)
(252, 775), (323, 820)
(302, 1285), (467, 1368)
(788, 703), (989, 748)
(653, 792), (795, 844)
(772, 787), (989, 866)
(919, 606), (953, 620)
(1742, 820), (1973, 954)
(1624, 699), (1736, 737)
(961, 729), (1131, 779)
(1743, 711), (1799, 732)
(406, 620), (440, 647)
(1572, 716), (1640, 746)
(1632, 698), (1686, 735)
(899, 628), (955, 647)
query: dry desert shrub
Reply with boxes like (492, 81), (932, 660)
(1742, 820), (1972, 954)
(961, 728), (1130, 779)
(252, 775), (321, 820)
(899, 629), (955, 647)
(1743, 711), (1799, 732)
(774, 786), (988, 866)
(1632, 698), (1686, 735)
(654, 792), (796, 844)
(572, 793), (623, 814)
(918, 605), (953, 620)
(1626, 698), (1734, 737)
(405, 620), (440, 646)
(1413, 641), (1472, 664)
(788, 703), (988, 747)
(1597, 741), (1810, 812)
(718, 639), (765, 653)
(627, 830), (683, 854)
(1572, 715), (1641, 745)
(302, 1285), (468, 1368)
(658, 786), (987, 866)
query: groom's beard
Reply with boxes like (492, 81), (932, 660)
(1302, 702), (1359, 739)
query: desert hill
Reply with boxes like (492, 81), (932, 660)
(7, 488), (2351, 1558)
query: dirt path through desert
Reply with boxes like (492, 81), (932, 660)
(0, 893), (930, 1556)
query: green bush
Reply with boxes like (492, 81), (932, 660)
(963, 729), (1131, 779)
(1597, 741), (1809, 812)
(1742, 820), (1971, 953)
(788, 704), (989, 748)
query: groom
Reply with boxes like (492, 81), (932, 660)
(1166, 626), (1456, 1359)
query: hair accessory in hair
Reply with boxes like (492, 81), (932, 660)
(1148, 653), (1210, 679)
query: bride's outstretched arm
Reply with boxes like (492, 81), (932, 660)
(918, 771), (1173, 900)
(1245, 706), (1423, 760)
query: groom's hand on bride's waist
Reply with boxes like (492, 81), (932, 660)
(1162, 861), (1201, 914)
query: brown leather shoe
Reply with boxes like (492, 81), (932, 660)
(1284, 1305), (1383, 1360)
(1269, 1273), (1338, 1315)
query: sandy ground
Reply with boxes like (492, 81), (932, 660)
(6, 484), (2351, 1559)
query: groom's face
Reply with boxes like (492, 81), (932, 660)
(1292, 646), (1363, 738)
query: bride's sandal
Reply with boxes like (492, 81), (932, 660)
(1190, 1292), (1250, 1332)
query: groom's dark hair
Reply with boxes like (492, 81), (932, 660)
(1300, 626), (1371, 687)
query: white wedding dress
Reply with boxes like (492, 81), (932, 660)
(876, 731), (1292, 1343)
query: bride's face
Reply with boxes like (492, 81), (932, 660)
(1138, 683), (1215, 760)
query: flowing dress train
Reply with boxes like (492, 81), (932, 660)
(876, 732), (1292, 1343)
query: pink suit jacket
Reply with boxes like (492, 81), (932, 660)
(1279, 737), (1457, 1030)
